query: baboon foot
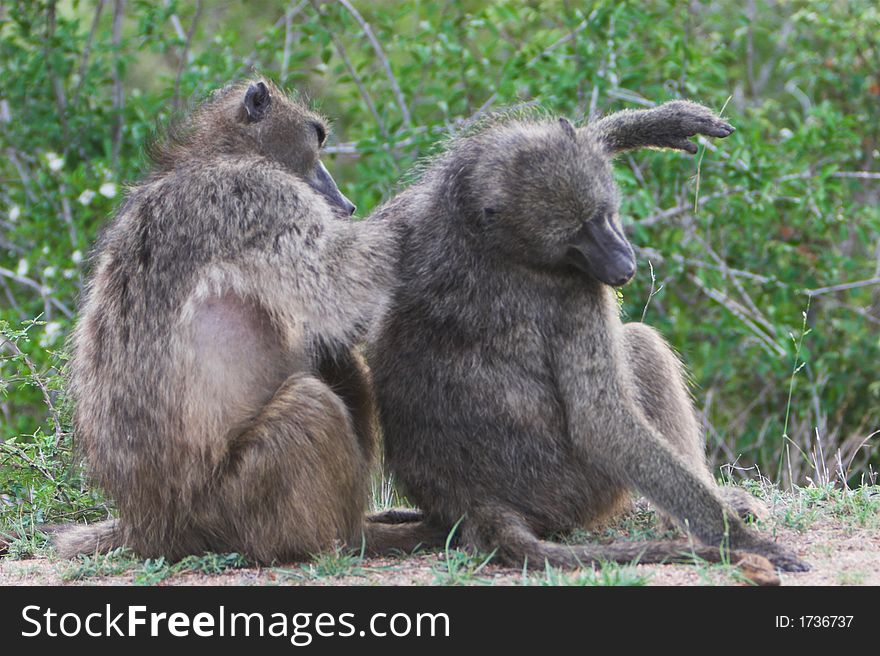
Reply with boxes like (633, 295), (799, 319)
(744, 541), (810, 573)
(719, 487), (769, 522)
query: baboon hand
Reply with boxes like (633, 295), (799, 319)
(651, 101), (735, 154)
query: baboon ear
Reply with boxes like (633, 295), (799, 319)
(243, 82), (271, 123)
(559, 117), (577, 140)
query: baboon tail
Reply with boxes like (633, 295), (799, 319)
(365, 507), (425, 524)
(52, 520), (124, 559)
(470, 506), (749, 569)
(360, 519), (448, 555)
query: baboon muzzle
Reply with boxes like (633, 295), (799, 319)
(310, 162), (357, 216)
(565, 217), (636, 287)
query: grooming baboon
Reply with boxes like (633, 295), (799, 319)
(54, 79), (444, 563)
(369, 101), (808, 571)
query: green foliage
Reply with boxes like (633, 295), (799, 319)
(1, 1), (878, 535)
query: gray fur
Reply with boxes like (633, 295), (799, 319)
(54, 79), (445, 563)
(369, 100), (808, 571)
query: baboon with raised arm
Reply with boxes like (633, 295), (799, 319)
(54, 79), (444, 563)
(369, 101), (808, 572)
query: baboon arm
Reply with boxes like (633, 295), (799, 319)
(316, 347), (377, 460)
(584, 100), (734, 155)
(572, 410), (807, 571)
(604, 416), (742, 545)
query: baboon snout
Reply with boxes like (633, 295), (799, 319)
(310, 161), (356, 216)
(565, 217), (636, 287)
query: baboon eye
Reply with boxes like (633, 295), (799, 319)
(312, 122), (327, 148)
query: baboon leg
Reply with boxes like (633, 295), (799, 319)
(203, 373), (368, 565)
(462, 505), (749, 569)
(623, 322), (767, 523)
(623, 322), (708, 474)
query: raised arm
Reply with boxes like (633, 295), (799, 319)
(584, 100), (734, 155)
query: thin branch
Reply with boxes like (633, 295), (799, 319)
(280, 4), (294, 81)
(805, 276), (880, 298)
(58, 182), (79, 250)
(0, 337), (65, 449)
(640, 170), (880, 229)
(44, 1), (70, 142)
(238, 1), (308, 75)
(110, 0), (126, 169)
(0, 277), (26, 320)
(691, 230), (775, 337)
(326, 30), (388, 139)
(70, 0), (107, 108)
(640, 260), (663, 322)
(172, 1), (203, 111)
(5, 149), (37, 203)
(832, 171), (880, 179)
(0, 268), (73, 318)
(689, 273), (786, 358)
(525, 18), (589, 69)
(640, 185), (750, 227)
(335, 0), (412, 127)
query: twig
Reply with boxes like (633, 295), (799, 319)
(525, 18), (589, 69)
(238, 1), (308, 74)
(641, 170), (880, 230)
(172, 1), (203, 111)
(0, 337), (65, 449)
(805, 276), (880, 298)
(640, 260), (663, 322)
(43, 1), (70, 142)
(70, 0), (107, 109)
(110, 0), (126, 168)
(689, 273), (786, 358)
(58, 182), (79, 250)
(691, 231), (775, 337)
(0, 268), (73, 318)
(5, 149), (37, 203)
(641, 185), (751, 227)
(0, 278), (25, 320)
(832, 171), (880, 179)
(693, 95), (731, 212)
(335, 0), (412, 128)
(326, 30), (388, 138)
(280, 4), (294, 81)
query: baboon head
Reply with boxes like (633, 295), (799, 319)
(468, 118), (635, 286)
(152, 79), (356, 216)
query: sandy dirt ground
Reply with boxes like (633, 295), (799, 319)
(1, 512), (877, 587)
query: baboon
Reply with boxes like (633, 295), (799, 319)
(369, 101), (808, 572)
(54, 79), (444, 564)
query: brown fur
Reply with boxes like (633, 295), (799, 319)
(368, 101), (808, 572)
(53, 79), (445, 564)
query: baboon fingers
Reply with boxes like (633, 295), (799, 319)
(672, 138), (700, 154)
